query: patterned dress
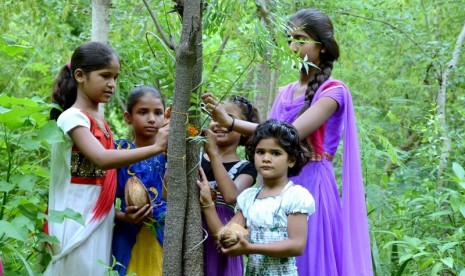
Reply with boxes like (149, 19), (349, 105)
(201, 155), (257, 276)
(112, 139), (166, 276)
(45, 108), (116, 276)
(237, 181), (315, 276)
(269, 79), (373, 275)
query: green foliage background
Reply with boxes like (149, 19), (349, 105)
(1, 0), (465, 275)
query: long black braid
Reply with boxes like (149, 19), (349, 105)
(289, 8), (340, 116)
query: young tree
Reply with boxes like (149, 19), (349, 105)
(142, 0), (204, 274)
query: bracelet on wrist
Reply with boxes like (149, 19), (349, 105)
(227, 115), (235, 132)
(201, 202), (215, 208)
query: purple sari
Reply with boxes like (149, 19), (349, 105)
(268, 79), (372, 276)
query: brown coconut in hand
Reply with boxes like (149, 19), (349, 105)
(217, 222), (249, 248)
(124, 176), (150, 208)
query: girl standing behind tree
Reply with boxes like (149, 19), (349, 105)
(198, 120), (315, 276)
(201, 8), (373, 275)
(201, 95), (260, 276)
(45, 42), (168, 276)
(112, 86), (168, 276)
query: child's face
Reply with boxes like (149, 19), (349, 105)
(209, 102), (244, 147)
(254, 138), (295, 181)
(125, 94), (165, 140)
(77, 55), (120, 105)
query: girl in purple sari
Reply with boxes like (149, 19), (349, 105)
(201, 8), (372, 276)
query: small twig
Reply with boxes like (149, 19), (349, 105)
(141, 0), (176, 50)
(211, 34), (230, 73)
(145, 31), (176, 63)
(184, 228), (209, 256)
(199, 55), (257, 129)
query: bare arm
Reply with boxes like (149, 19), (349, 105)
(221, 213), (308, 257)
(197, 167), (247, 233)
(69, 124), (168, 170)
(202, 93), (338, 140)
(292, 97), (338, 140)
(201, 93), (257, 136)
(203, 129), (254, 204)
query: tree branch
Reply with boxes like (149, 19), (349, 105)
(211, 34), (229, 73)
(436, 21), (465, 182)
(255, 0), (272, 28)
(141, 0), (176, 50)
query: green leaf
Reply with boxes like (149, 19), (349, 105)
(0, 93), (40, 108)
(0, 220), (27, 241)
(13, 174), (37, 192)
(439, 242), (459, 253)
(395, 257), (413, 276)
(40, 208), (85, 225)
(0, 180), (15, 192)
(453, 162), (465, 180)
(460, 204), (465, 219)
(18, 205), (40, 220)
(431, 262), (443, 275)
(36, 232), (60, 245)
(441, 257), (454, 269)
(0, 43), (28, 56)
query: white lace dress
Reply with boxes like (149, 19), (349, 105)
(237, 181), (315, 276)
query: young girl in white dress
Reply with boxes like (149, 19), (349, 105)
(45, 42), (168, 275)
(198, 120), (315, 276)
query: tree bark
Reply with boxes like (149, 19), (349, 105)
(436, 21), (465, 183)
(91, 0), (111, 115)
(91, 0), (111, 43)
(183, 2), (204, 274)
(253, 0), (278, 121)
(162, 0), (203, 275)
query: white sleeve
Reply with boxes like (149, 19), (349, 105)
(284, 185), (315, 216)
(57, 108), (90, 139)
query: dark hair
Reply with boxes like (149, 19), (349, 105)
(126, 85), (165, 113)
(246, 120), (310, 177)
(227, 95), (260, 146)
(289, 8), (340, 116)
(50, 42), (120, 120)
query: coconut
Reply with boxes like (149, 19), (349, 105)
(124, 176), (150, 208)
(217, 222), (249, 248)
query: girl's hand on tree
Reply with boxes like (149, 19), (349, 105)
(220, 232), (250, 256)
(197, 167), (213, 207)
(201, 93), (232, 129)
(154, 124), (169, 152)
(123, 204), (153, 225)
(202, 129), (219, 156)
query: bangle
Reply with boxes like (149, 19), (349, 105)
(227, 115), (235, 132)
(201, 202), (215, 208)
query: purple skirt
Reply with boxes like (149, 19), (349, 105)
(293, 159), (342, 276)
(203, 203), (244, 276)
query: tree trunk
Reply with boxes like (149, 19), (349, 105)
(91, 0), (111, 115)
(436, 21), (465, 183)
(91, 0), (111, 43)
(253, 0), (278, 121)
(162, 0), (203, 275)
(183, 1), (204, 274)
